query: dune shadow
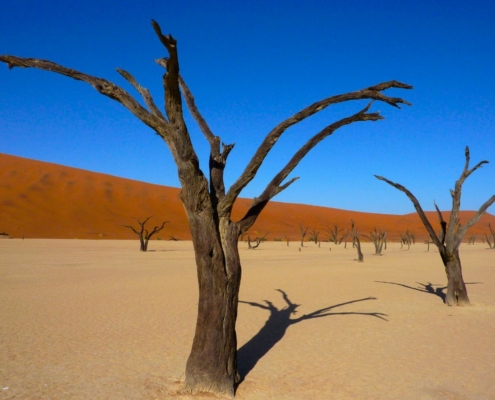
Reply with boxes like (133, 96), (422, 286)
(375, 281), (483, 303)
(236, 289), (386, 386)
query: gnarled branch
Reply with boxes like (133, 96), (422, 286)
(236, 101), (385, 233)
(0, 55), (166, 136)
(221, 81), (412, 219)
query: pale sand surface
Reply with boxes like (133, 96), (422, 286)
(1, 239), (494, 399)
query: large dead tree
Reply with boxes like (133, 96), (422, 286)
(0, 21), (412, 396)
(123, 216), (168, 251)
(376, 147), (495, 306)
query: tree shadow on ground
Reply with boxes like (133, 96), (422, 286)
(375, 281), (483, 303)
(236, 289), (386, 386)
(375, 281), (447, 302)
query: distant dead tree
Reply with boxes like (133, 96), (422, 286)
(0, 22), (412, 395)
(486, 223), (495, 249)
(424, 239), (433, 251)
(399, 229), (414, 250)
(299, 224), (309, 247)
(309, 228), (320, 245)
(398, 233), (407, 249)
(247, 232), (268, 249)
(467, 235), (477, 245)
(326, 224), (347, 244)
(363, 228), (387, 256)
(408, 230), (416, 244)
(349, 220), (364, 262)
(123, 216), (168, 251)
(376, 147), (495, 306)
(283, 235), (290, 247)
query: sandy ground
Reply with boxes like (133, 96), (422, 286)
(1, 239), (494, 400)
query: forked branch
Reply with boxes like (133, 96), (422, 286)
(0, 55), (166, 134)
(236, 102), (388, 233)
(222, 81), (412, 219)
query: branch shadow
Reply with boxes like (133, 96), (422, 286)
(375, 281), (447, 302)
(375, 281), (483, 303)
(236, 289), (386, 386)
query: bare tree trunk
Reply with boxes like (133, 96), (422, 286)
(350, 220), (363, 262)
(424, 240), (431, 251)
(487, 223), (495, 249)
(486, 233), (493, 248)
(184, 217), (240, 395)
(299, 225), (308, 247)
(443, 251), (470, 306)
(355, 237), (364, 262)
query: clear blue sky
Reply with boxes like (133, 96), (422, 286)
(1, 1), (494, 214)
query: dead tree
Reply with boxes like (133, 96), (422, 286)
(283, 235), (290, 247)
(486, 223), (495, 249)
(247, 232), (268, 249)
(376, 147), (495, 306)
(326, 224), (347, 244)
(399, 229), (414, 250)
(408, 230), (416, 244)
(363, 228), (387, 256)
(424, 239), (433, 251)
(123, 216), (168, 251)
(349, 220), (364, 262)
(0, 22), (412, 396)
(401, 232), (410, 249)
(299, 224), (309, 247)
(309, 228), (320, 245)
(467, 235), (477, 245)
(486, 234), (493, 248)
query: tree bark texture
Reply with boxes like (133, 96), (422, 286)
(443, 251), (470, 306)
(0, 21), (413, 396)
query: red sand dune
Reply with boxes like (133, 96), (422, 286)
(1, 153), (494, 242)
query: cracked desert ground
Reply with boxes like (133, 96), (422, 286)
(1, 239), (494, 400)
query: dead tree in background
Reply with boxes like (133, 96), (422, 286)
(349, 220), (364, 262)
(283, 235), (290, 247)
(402, 232), (410, 249)
(309, 228), (320, 245)
(363, 228), (387, 255)
(376, 147), (495, 306)
(408, 230), (416, 244)
(399, 229), (414, 250)
(424, 239), (433, 251)
(467, 235), (477, 245)
(247, 232), (268, 249)
(326, 224), (347, 244)
(486, 223), (495, 249)
(0, 22), (411, 396)
(123, 216), (168, 251)
(299, 224), (309, 247)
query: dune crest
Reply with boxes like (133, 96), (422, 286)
(1, 153), (493, 241)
